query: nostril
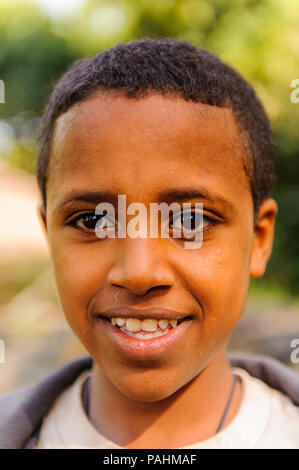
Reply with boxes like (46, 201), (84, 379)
(146, 285), (172, 295)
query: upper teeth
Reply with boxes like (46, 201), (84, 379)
(111, 317), (178, 332)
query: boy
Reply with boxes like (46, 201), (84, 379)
(0, 38), (298, 449)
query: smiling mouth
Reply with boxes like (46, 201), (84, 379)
(96, 315), (193, 340)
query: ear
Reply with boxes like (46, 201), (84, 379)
(37, 202), (48, 240)
(250, 198), (278, 278)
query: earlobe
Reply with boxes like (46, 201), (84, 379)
(250, 198), (278, 278)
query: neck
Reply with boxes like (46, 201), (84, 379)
(88, 346), (242, 449)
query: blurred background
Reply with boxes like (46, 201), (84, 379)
(0, 0), (298, 395)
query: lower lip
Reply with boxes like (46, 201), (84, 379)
(96, 317), (193, 361)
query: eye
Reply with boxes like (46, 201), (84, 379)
(168, 210), (216, 237)
(66, 211), (115, 233)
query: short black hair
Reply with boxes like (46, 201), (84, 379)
(36, 37), (275, 218)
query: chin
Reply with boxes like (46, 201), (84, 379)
(119, 388), (175, 403)
(112, 375), (180, 402)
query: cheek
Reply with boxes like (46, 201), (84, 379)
(180, 241), (252, 339)
(49, 237), (108, 333)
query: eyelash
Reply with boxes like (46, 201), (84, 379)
(65, 211), (219, 237)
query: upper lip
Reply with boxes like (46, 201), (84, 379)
(96, 307), (193, 321)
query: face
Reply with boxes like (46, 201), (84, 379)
(39, 92), (277, 401)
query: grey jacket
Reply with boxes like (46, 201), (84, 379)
(0, 352), (298, 449)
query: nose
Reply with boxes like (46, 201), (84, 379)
(107, 238), (176, 296)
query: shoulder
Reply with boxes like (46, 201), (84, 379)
(233, 366), (299, 448)
(0, 355), (93, 449)
(228, 351), (299, 406)
(36, 369), (92, 449)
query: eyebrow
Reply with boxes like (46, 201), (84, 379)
(54, 190), (119, 214)
(54, 187), (234, 214)
(157, 187), (234, 212)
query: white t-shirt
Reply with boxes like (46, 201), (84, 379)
(35, 367), (299, 449)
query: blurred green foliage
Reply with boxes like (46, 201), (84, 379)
(0, 259), (49, 304)
(0, 0), (298, 294)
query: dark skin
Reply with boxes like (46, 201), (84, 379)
(39, 92), (277, 449)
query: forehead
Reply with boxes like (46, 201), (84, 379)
(48, 92), (251, 210)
